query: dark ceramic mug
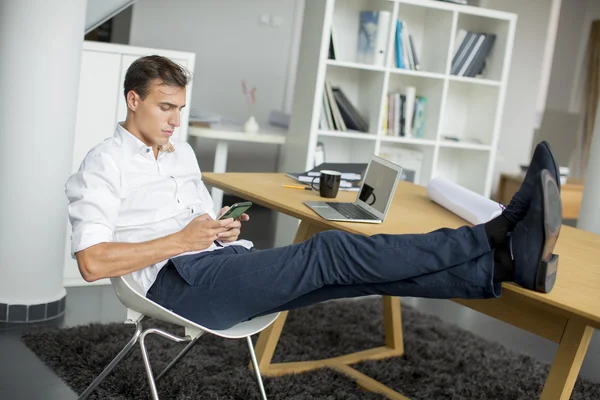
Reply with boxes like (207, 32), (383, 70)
(311, 170), (341, 198)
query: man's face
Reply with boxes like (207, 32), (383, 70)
(127, 79), (186, 148)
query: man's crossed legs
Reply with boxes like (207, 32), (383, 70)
(147, 142), (562, 330)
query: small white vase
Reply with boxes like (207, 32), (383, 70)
(244, 116), (260, 133)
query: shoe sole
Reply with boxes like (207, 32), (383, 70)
(536, 170), (562, 293)
(540, 141), (561, 191)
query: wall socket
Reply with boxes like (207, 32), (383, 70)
(259, 13), (283, 28)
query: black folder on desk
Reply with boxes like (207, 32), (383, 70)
(286, 163), (368, 191)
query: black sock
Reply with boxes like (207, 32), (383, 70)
(484, 215), (515, 248)
(493, 240), (515, 282)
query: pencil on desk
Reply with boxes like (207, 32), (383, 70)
(282, 184), (312, 190)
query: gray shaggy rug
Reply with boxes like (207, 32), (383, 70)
(22, 298), (600, 399)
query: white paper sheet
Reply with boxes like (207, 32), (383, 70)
(426, 177), (503, 225)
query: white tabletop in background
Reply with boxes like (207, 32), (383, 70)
(188, 124), (287, 144)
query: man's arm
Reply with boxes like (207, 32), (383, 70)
(76, 214), (234, 282)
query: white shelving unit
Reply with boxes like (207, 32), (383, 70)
(281, 0), (516, 197)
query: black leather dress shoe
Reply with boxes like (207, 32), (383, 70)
(503, 141), (561, 224)
(510, 169), (562, 293)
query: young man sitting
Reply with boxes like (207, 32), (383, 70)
(65, 56), (562, 330)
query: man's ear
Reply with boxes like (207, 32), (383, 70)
(126, 90), (140, 111)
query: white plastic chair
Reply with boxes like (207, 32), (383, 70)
(77, 273), (280, 400)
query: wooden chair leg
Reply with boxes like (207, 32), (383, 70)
(540, 318), (593, 400)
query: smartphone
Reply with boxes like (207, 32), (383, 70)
(218, 201), (252, 220)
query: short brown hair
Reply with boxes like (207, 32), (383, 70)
(123, 55), (192, 100)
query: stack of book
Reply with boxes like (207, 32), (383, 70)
(319, 81), (369, 133)
(382, 86), (426, 138)
(450, 30), (496, 77)
(394, 19), (420, 70)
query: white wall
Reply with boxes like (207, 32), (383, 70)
(543, 0), (600, 177)
(129, 0), (301, 173)
(547, 0), (600, 114)
(545, 0), (587, 113)
(479, 0), (553, 196)
(130, 0), (298, 128)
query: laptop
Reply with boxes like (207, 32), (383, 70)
(304, 155), (403, 223)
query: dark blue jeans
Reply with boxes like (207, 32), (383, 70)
(146, 225), (501, 330)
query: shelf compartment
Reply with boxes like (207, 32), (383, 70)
(316, 135), (377, 164)
(434, 147), (491, 195)
(330, 0), (396, 66)
(391, 2), (454, 74)
(325, 63), (386, 135)
(384, 72), (444, 141)
(378, 142), (435, 186)
(450, 12), (511, 81)
(440, 79), (499, 146)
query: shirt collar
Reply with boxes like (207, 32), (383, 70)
(115, 123), (176, 157)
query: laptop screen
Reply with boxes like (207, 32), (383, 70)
(356, 156), (402, 218)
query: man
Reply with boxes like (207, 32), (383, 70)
(65, 55), (562, 330)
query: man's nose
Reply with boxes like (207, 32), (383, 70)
(169, 111), (180, 128)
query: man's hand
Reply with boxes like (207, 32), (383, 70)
(179, 213), (234, 251)
(216, 206), (250, 243)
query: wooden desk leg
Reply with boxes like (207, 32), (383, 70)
(251, 220), (321, 374)
(540, 318), (593, 400)
(253, 311), (289, 372)
(383, 296), (404, 353)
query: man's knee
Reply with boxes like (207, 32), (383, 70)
(312, 230), (354, 246)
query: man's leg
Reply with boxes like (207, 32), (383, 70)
(148, 223), (495, 330)
(252, 254), (498, 318)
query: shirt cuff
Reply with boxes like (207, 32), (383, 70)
(70, 224), (114, 258)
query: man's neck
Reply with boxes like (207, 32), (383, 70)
(122, 119), (159, 159)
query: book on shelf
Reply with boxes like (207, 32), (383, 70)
(286, 162), (368, 192)
(393, 19), (420, 70)
(324, 81), (346, 131)
(383, 86), (426, 138)
(329, 29), (337, 60)
(450, 30), (496, 77)
(332, 87), (369, 132)
(356, 11), (391, 67)
(320, 82), (369, 133)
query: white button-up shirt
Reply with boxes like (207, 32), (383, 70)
(65, 123), (253, 293)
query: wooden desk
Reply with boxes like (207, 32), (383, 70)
(497, 174), (584, 220)
(203, 172), (600, 400)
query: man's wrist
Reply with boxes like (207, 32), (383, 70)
(170, 231), (190, 253)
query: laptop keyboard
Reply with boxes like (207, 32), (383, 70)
(326, 202), (379, 220)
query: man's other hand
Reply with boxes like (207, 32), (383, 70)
(180, 213), (233, 251)
(217, 206), (250, 242)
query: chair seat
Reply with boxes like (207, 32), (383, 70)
(110, 274), (279, 339)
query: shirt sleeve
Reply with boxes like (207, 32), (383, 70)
(64, 148), (121, 257)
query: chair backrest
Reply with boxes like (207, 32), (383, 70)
(111, 273), (280, 339)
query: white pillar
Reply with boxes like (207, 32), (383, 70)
(578, 100), (600, 234)
(0, 0), (86, 321)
